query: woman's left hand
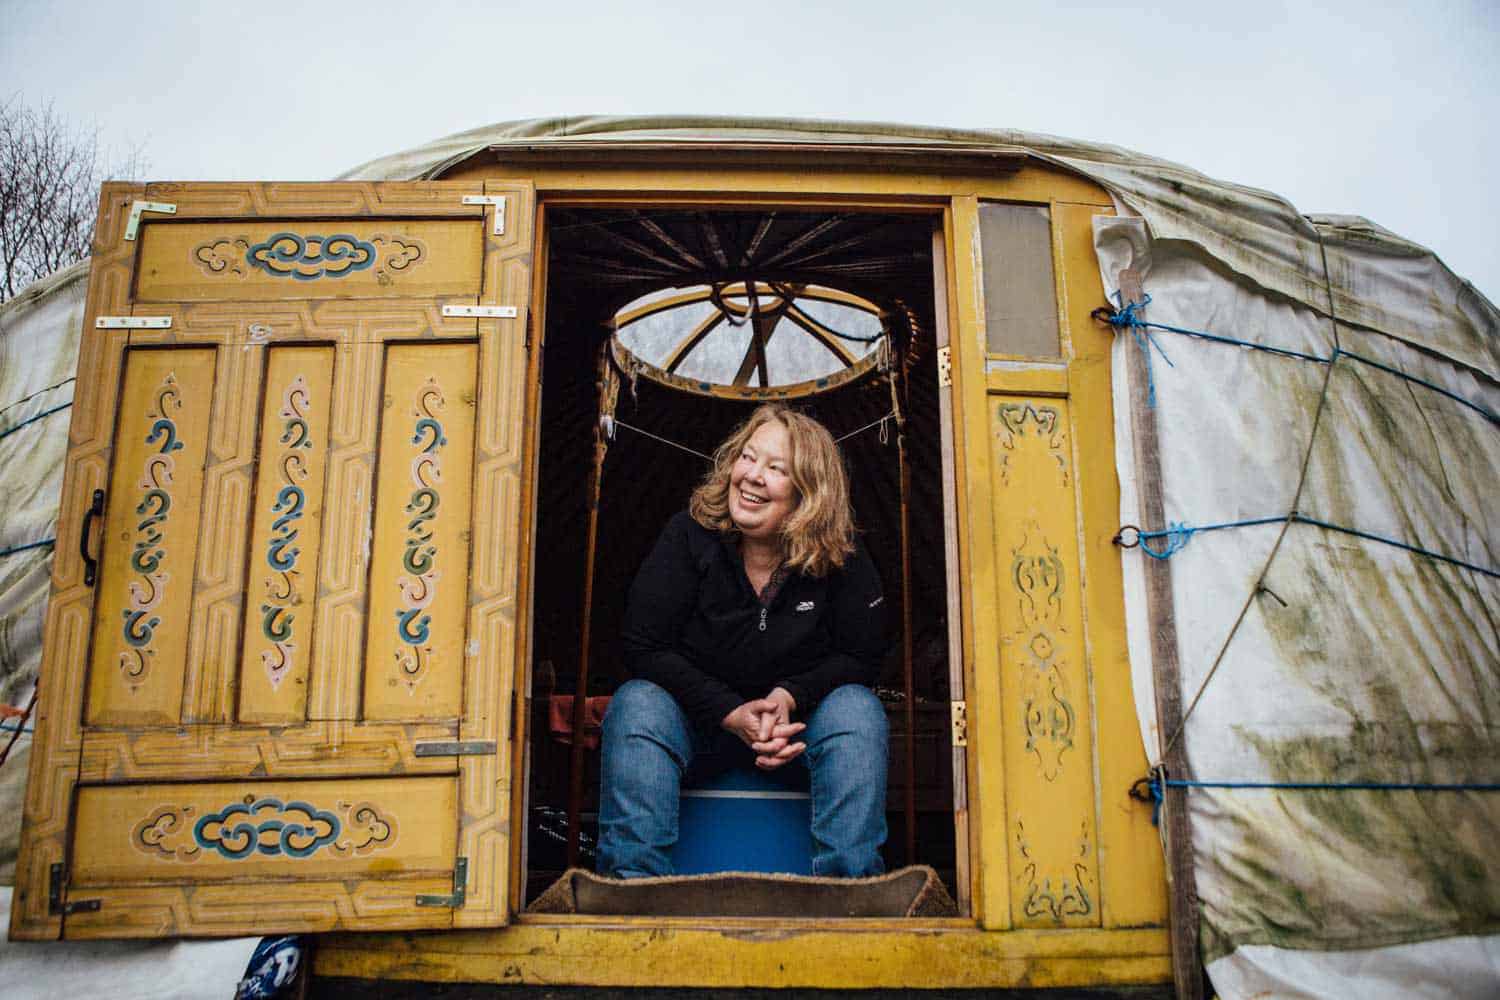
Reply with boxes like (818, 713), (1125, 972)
(752, 687), (805, 769)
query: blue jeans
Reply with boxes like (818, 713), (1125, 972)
(596, 679), (889, 879)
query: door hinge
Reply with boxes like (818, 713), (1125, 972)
(49, 863), (101, 916)
(463, 195), (507, 236)
(413, 740), (496, 757)
(124, 201), (177, 241)
(442, 305), (518, 319)
(936, 345), (953, 387)
(96, 315), (172, 330)
(416, 857), (467, 908)
(950, 700), (968, 747)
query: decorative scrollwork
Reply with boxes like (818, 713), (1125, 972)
(995, 402), (1069, 487)
(258, 374), (313, 691)
(332, 801), (399, 856)
(130, 798), (398, 863)
(244, 233), (374, 280)
(194, 232), (426, 283)
(120, 374), (183, 685)
(192, 237), (251, 278)
(395, 377), (446, 692)
(369, 233), (426, 282)
(1016, 818), (1093, 922)
(192, 797), (341, 859)
(131, 805), (200, 861)
(1012, 522), (1075, 780)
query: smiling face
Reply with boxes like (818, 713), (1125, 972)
(728, 419), (799, 542)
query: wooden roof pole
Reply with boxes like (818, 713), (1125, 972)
(1119, 268), (1206, 1000)
(747, 284), (772, 388)
(888, 346), (918, 866)
(566, 346), (619, 868)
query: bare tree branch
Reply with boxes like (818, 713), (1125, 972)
(0, 94), (145, 302)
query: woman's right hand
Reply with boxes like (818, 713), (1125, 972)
(721, 698), (781, 748)
(721, 697), (806, 767)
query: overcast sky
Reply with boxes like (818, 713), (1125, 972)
(3, 0), (1497, 300)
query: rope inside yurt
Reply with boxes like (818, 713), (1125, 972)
(606, 411), (899, 461)
(610, 419), (713, 461)
(834, 412), (897, 445)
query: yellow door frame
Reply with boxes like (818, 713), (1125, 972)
(313, 156), (1170, 989)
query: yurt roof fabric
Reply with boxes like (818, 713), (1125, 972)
(341, 115), (1499, 381)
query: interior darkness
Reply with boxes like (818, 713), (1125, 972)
(525, 207), (955, 902)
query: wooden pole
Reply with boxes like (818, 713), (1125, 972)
(566, 349), (615, 868)
(1119, 268), (1206, 1000)
(889, 352), (918, 867)
(931, 224), (971, 913)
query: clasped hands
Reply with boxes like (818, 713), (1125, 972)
(721, 686), (805, 769)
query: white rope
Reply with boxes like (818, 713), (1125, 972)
(835, 411), (896, 445)
(612, 419), (714, 461)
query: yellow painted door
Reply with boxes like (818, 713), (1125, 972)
(955, 197), (1167, 932)
(11, 180), (534, 939)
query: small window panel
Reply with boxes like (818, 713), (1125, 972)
(978, 203), (1061, 358)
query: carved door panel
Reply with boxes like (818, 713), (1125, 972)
(12, 180), (533, 939)
(987, 397), (1101, 928)
(966, 199), (1107, 931)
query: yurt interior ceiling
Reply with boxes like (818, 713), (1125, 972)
(526, 206), (957, 898)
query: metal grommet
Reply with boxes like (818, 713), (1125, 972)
(1113, 524), (1141, 549)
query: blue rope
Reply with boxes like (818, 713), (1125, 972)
(1128, 313), (1329, 366)
(0, 401), (72, 441)
(1169, 778), (1500, 791)
(1107, 296), (1175, 406)
(1100, 297), (1498, 426)
(1132, 513), (1498, 579)
(1138, 516), (1287, 559)
(1141, 773), (1500, 826)
(1333, 348), (1498, 426)
(0, 376), (75, 419)
(0, 720), (33, 735)
(0, 537), (56, 559)
(1292, 514), (1499, 579)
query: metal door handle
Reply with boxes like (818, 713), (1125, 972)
(80, 489), (104, 586)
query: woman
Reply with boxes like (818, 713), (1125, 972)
(597, 403), (890, 879)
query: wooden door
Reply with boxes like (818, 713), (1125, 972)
(11, 180), (534, 939)
(955, 196), (1167, 932)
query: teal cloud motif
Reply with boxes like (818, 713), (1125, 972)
(193, 797), (341, 859)
(246, 232), (376, 281)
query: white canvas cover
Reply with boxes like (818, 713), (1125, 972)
(0, 261), (86, 886)
(1, 117), (1494, 997)
(1095, 215), (1498, 996)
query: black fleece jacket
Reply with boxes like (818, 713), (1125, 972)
(621, 511), (887, 729)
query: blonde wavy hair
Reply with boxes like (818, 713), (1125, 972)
(689, 404), (855, 577)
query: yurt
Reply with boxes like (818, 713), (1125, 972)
(0, 117), (1494, 998)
